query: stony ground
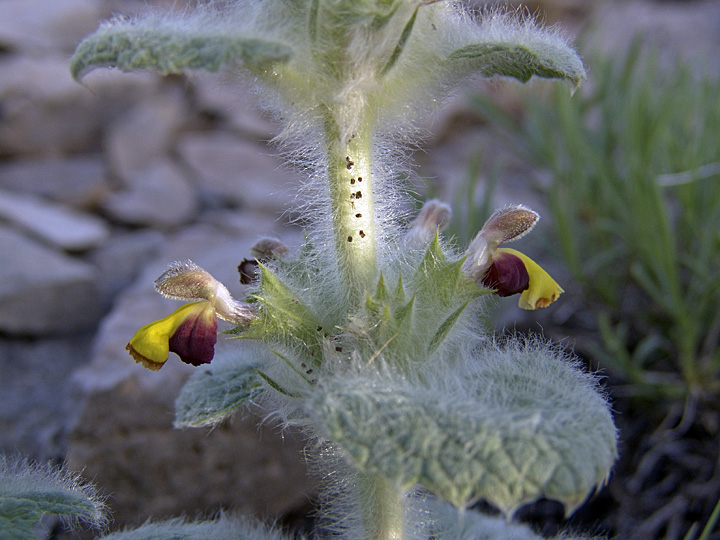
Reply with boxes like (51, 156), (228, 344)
(1, 0), (718, 539)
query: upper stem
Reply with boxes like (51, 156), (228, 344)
(324, 111), (378, 300)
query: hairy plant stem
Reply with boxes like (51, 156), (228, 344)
(358, 472), (405, 540)
(324, 110), (377, 301)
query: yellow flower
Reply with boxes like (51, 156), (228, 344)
(126, 301), (217, 371)
(496, 248), (564, 310)
(463, 205), (563, 310)
(126, 261), (255, 370)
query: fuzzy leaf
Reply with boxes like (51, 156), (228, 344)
(449, 41), (585, 87)
(71, 18), (292, 80)
(312, 339), (617, 515)
(432, 501), (542, 540)
(98, 515), (291, 540)
(0, 457), (105, 538)
(174, 351), (263, 428)
(447, 12), (586, 89)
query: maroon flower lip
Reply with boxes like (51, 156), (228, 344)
(168, 304), (218, 366)
(481, 251), (530, 297)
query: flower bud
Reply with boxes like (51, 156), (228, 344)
(405, 199), (452, 246)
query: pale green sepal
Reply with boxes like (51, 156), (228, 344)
(393, 274), (406, 303)
(0, 456), (106, 539)
(255, 369), (299, 398)
(309, 0), (320, 42)
(412, 233), (488, 311)
(448, 41), (586, 89)
(379, 5), (419, 76)
(174, 351), (263, 428)
(98, 514), (292, 540)
(242, 265), (323, 356)
(311, 339), (617, 515)
(374, 274), (391, 302)
(70, 22), (292, 80)
(270, 349), (314, 386)
(427, 298), (471, 355)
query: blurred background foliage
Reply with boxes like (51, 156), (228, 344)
(470, 40), (720, 403)
(452, 38), (720, 540)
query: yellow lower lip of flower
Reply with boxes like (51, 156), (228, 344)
(498, 248), (564, 310)
(126, 301), (214, 370)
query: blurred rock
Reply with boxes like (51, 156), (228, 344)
(198, 208), (291, 241)
(177, 132), (296, 214)
(0, 225), (101, 335)
(106, 91), (188, 181)
(0, 154), (109, 209)
(0, 56), (161, 156)
(88, 229), (165, 307)
(0, 0), (105, 54)
(586, 0), (720, 76)
(0, 333), (93, 461)
(0, 189), (110, 251)
(191, 74), (278, 139)
(0, 56), (100, 156)
(67, 224), (313, 529)
(101, 159), (199, 229)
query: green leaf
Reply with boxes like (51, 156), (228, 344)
(0, 457), (106, 538)
(71, 19), (292, 80)
(312, 339), (617, 515)
(448, 41), (586, 89)
(174, 351), (264, 428)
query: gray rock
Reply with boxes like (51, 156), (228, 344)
(0, 55), (161, 156)
(0, 189), (110, 251)
(88, 229), (165, 307)
(101, 159), (199, 229)
(0, 0), (105, 54)
(0, 225), (102, 335)
(0, 56), (98, 156)
(586, 0), (720, 76)
(0, 334), (93, 461)
(177, 132), (297, 214)
(67, 224), (314, 529)
(0, 154), (109, 209)
(105, 92), (188, 181)
(198, 208), (290, 238)
(191, 74), (278, 139)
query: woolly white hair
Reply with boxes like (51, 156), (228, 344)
(0, 455), (107, 533)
